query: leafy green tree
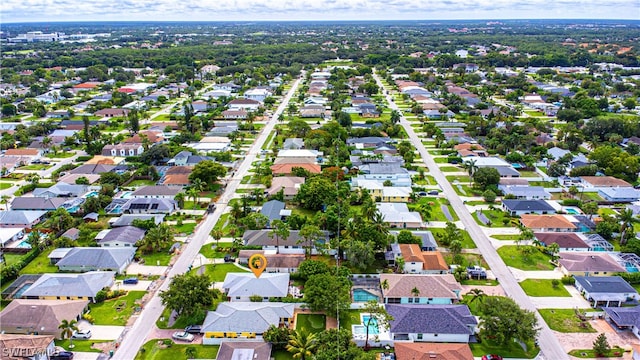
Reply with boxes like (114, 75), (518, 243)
(137, 223), (173, 254)
(473, 167), (500, 190)
(479, 296), (539, 346)
(241, 212), (270, 230)
(482, 189), (496, 203)
(441, 222), (461, 247)
(270, 219), (290, 254)
(345, 240), (376, 271)
(2, 104), (17, 117)
(160, 274), (215, 316)
(303, 273), (351, 316)
(263, 325), (293, 350)
(46, 208), (74, 233)
(189, 160), (227, 188)
(58, 319), (78, 347)
(314, 329), (376, 360)
(294, 176), (337, 211)
(592, 333), (611, 356)
(298, 224), (324, 259)
(396, 230), (420, 244)
(99, 172), (123, 186)
(298, 260), (330, 280)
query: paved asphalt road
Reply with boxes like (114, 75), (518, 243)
(373, 71), (567, 360)
(114, 74), (304, 359)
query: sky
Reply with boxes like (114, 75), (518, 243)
(1, 0), (638, 23)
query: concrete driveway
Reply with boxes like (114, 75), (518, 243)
(77, 321), (125, 340)
(111, 280), (152, 291)
(556, 319), (639, 358)
(69, 352), (103, 360)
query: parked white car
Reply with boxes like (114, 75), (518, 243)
(172, 331), (194, 342)
(71, 329), (92, 339)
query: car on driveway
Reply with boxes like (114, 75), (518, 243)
(50, 351), (74, 360)
(184, 325), (202, 334)
(172, 331), (195, 342)
(71, 329), (91, 339)
(123, 277), (138, 285)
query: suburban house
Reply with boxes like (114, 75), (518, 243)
(534, 232), (591, 252)
(393, 342), (474, 360)
(581, 176), (632, 189)
(380, 274), (462, 304)
(0, 210), (47, 229)
(242, 229), (331, 255)
(70, 164), (116, 175)
(377, 203), (423, 228)
(599, 187), (640, 202)
(347, 137), (392, 148)
(0, 228), (25, 247)
(519, 215), (577, 232)
(244, 88), (272, 102)
(574, 276), (638, 308)
(121, 198), (177, 214)
(558, 253), (626, 276)
(19, 271), (115, 302)
(201, 302), (295, 345)
(97, 226), (146, 247)
(265, 176), (305, 199)
(222, 109), (248, 119)
(10, 197), (67, 211)
(399, 244), (449, 274)
(354, 180), (413, 203)
(33, 182), (88, 198)
(391, 231), (438, 251)
(260, 200), (289, 227)
(501, 199), (556, 216)
(216, 341), (272, 360)
(237, 252), (305, 273)
(101, 143), (144, 157)
(464, 157), (520, 177)
(4, 148), (41, 162)
(270, 162), (321, 176)
(49, 247), (136, 274)
(227, 98), (261, 111)
(386, 304), (477, 343)
(0, 299), (89, 337)
(222, 273), (289, 302)
(602, 306), (640, 340)
(499, 185), (551, 200)
(355, 163), (412, 187)
(131, 186), (181, 199)
(94, 108), (130, 118)
(0, 334), (56, 360)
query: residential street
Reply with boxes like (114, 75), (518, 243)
(113, 74), (304, 359)
(373, 71), (568, 360)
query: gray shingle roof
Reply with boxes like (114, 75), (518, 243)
(222, 273), (289, 298)
(386, 304), (477, 335)
(502, 200), (555, 212)
(99, 226), (146, 244)
(602, 306), (640, 329)
(110, 214), (165, 227)
(202, 302), (295, 333)
(55, 247), (136, 270)
(574, 276), (637, 294)
(0, 210), (46, 226)
(242, 229), (329, 247)
(131, 186), (181, 197)
(33, 182), (88, 197)
(21, 271), (114, 298)
(260, 200), (285, 224)
(11, 197), (67, 211)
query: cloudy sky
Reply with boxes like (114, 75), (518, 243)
(2, 0), (637, 23)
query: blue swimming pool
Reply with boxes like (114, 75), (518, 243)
(353, 289), (379, 302)
(353, 315), (380, 335)
(565, 208), (579, 215)
(511, 163), (524, 169)
(16, 240), (32, 249)
(13, 284), (31, 298)
(85, 191), (99, 198)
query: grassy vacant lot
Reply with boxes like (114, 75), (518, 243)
(568, 348), (625, 358)
(139, 248), (173, 266)
(88, 291), (146, 326)
(491, 234), (521, 240)
(470, 337), (538, 359)
(190, 263), (249, 282)
(296, 314), (326, 333)
(473, 209), (518, 227)
(439, 166), (462, 172)
(136, 340), (219, 360)
(497, 245), (554, 270)
(538, 309), (597, 333)
(410, 197), (458, 222)
(519, 279), (571, 297)
(54, 339), (110, 352)
(430, 228), (477, 249)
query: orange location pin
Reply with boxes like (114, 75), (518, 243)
(248, 254), (267, 278)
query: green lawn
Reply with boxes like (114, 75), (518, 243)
(538, 309), (597, 333)
(136, 340), (219, 360)
(473, 209), (518, 227)
(568, 348), (625, 358)
(491, 234), (521, 240)
(519, 279), (571, 297)
(199, 242), (234, 258)
(339, 309), (362, 330)
(190, 263), (249, 282)
(1, 253), (25, 267)
(20, 248), (59, 274)
(273, 350), (294, 360)
(410, 197), (459, 222)
(18, 164), (51, 170)
(430, 228), (477, 249)
(439, 166), (462, 172)
(88, 291), (146, 326)
(446, 175), (471, 184)
(470, 336), (539, 359)
(497, 246), (554, 270)
(46, 152), (75, 158)
(461, 279), (499, 286)
(139, 250), (173, 267)
(174, 222), (197, 235)
(55, 339), (110, 352)
(296, 314), (326, 333)
(128, 179), (158, 186)
(0, 182), (15, 190)
(518, 170), (539, 177)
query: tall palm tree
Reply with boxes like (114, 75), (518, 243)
(463, 159), (478, 185)
(286, 330), (317, 360)
(174, 192), (185, 209)
(187, 187), (199, 210)
(381, 279), (390, 291)
(617, 208), (635, 245)
(361, 199), (377, 222)
(1, 195), (10, 211)
(58, 319), (78, 348)
(211, 229), (223, 248)
(411, 286), (420, 297)
(467, 288), (486, 305)
(371, 210), (390, 237)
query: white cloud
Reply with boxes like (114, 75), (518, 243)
(1, 0), (637, 22)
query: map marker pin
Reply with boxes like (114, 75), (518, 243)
(248, 254), (267, 278)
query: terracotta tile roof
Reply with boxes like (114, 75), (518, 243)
(165, 166), (193, 175)
(399, 245), (449, 271)
(4, 148), (39, 156)
(581, 176), (631, 188)
(559, 253), (625, 273)
(380, 274), (461, 299)
(394, 342), (473, 360)
(399, 244), (423, 262)
(520, 215), (577, 230)
(0, 334), (56, 360)
(163, 174), (190, 185)
(270, 163), (321, 175)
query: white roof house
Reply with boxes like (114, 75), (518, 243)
(222, 273), (289, 302)
(376, 203), (423, 228)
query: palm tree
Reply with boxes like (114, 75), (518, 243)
(617, 208), (635, 245)
(381, 279), (389, 291)
(187, 187), (199, 210)
(58, 319), (78, 348)
(211, 229), (223, 248)
(467, 288), (486, 305)
(1, 195), (10, 211)
(411, 286), (420, 297)
(517, 227), (535, 248)
(174, 192), (185, 209)
(286, 330), (317, 360)
(41, 136), (52, 152)
(449, 239), (463, 262)
(270, 220), (289, 254)
(370, 210), (390, 237)
(361, 199), (377, 221)
(191, 178), (205, 193)
(463, 159), (478, 185)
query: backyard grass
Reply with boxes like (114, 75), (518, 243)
(409, 197), (458, 222)
(430, 228), (477, 249)
(497, 245), (554, 270)
(88, 291), (146, 326)
(18, 164), (51, 171)
(1, 253), (25, 267)
(54, 339), (110, 352)
(139, 249), (173, 267)
(519, 279), (571, 297)
(598, 208), (618, 217)
(446, 175), (471, 184)
(518, 170), (539, 177)
(568, 348), (625, 358)
(470, 337), (539, 359)
(473, 209), (518, 227)
(174, 222), (197, 235)
(491, 234), (521, 240)
(339, 309), (362, 331)
(128, 179), (158, 186)
(538, 309), (597, 333)
(190, 263), (249, 282)
(20, 248), (59, 274)
(273, 350), (294, 360)
(135, 340), (219, 360)
(296, 314), (326, 333)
